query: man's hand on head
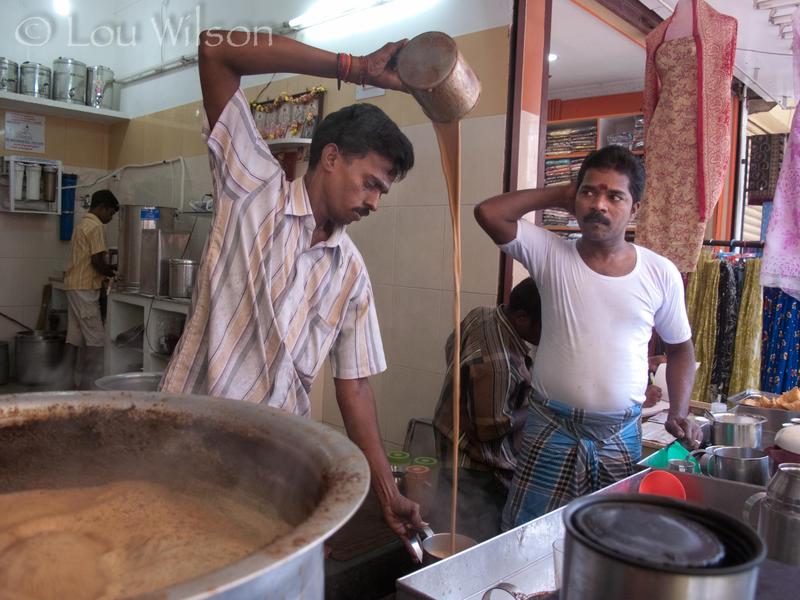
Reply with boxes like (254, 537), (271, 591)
(561, 183), (577, 215)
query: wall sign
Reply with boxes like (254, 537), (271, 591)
(5, 111), (45, 153)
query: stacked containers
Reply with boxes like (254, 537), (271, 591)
(0, 58), (19, 92)
(53, 57), (87, 105)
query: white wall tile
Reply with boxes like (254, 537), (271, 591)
(394, 206), (446, 290)
(348, 206), (396, 287)
(381, 366), (443, 446)
(392, 122), (448, 208)
(441, 210), (500, 295)
(387, 286), (442, 373)
(461, 114), (507, 206)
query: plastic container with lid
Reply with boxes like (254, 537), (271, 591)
(388, 450), (411, 488)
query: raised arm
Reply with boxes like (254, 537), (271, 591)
(474, 183), (576, 245)
(198, 30), (407, 128)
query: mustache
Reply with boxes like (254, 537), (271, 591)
(584, 212), (610, 226)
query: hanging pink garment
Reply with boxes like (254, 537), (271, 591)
(761, 9), (800, 300)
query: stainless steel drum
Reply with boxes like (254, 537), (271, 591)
(53, 57), (87, 105)
(85, 65), (114, 108)
(0, 58), (19, 92)
(0, 391), (369, 598)
(20, 62), (51, 98)
(14, 330), (65, 385)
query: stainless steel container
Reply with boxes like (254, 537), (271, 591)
(710, 413), (765, 448)
(0, 58), (19, 92)
(168, 258), (198, 298)
(744, 463), (800, 566)
(117, 206), (176, 292)
(711, 447), (771, 486)
(732, 390), (800, 448)
(396, 31), (481, 123)
(19, 62), (51, 98)
(0, 391), (369, 598)
(53, 57), (87, 104)
(140, 229), (190, 296)
(561, 494), (765, 600)
(0, 340), (8, 385)
(85, 65), (114, 108)
(14, 330), (65, 385)
(95, 371), (163, 391)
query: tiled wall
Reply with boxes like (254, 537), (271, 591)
(0, 110), (111, 359)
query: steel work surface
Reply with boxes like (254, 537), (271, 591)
(396, 469), (766, 600)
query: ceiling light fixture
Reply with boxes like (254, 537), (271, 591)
(53, 0), (71, 16)
(285, 0), (393, 32)
(548, 53), (558, 62)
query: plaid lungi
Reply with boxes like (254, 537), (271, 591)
(502, 392), (642, 529)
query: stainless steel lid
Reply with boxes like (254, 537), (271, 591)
(0, 57), (18, 67)
(574, 502), (725, 568)
(54, 57), (86, 68)
(21, 61), (51, 73)
(15, 330), (63, 341)
(168, 258), (197, 265)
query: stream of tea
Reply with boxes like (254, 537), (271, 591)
(433, 120), (462, 556)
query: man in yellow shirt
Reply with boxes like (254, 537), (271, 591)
(64, 190), (118, 388)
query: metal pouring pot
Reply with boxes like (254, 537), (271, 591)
(396, 31), (481, 123)
(744, 463), (800, 565)
(409, 527), (476, 566)
(708, 412), (766, 448)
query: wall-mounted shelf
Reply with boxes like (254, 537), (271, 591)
(265, 137), (312, 152)
(0, 90), (129, 124)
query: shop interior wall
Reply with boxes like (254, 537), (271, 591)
(0, 114), (112, 352)
(105, 25), (511, 449)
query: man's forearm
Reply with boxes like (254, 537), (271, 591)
(665, 340), (696, 418)
(474, 184), (574, 245)
(334, 378), (398, 506)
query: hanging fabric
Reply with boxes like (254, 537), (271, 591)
(761, 8), (800, 301)
(747, 134), (787, 205)
(761, 288), (800, 394)
(637, 0), (737, 273)
(710, 260), (739, 400)
(686, 252), (720, 403)
(729, 259), (763, 395)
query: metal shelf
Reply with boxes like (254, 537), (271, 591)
(0, 90), (128, 124)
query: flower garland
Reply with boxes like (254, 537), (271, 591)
(250, 85), (326, 114)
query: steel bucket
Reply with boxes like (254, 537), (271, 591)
(0, 391), (369, 598)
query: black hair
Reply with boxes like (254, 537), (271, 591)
(308, 103), (414, 180)
(576, 145), (645, 204)
(508, 277), (541, 322)
(90, 189), (119, 211)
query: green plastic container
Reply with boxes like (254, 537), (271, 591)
(641, 442), (700, 473)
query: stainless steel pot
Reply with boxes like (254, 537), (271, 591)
(14, 330), (65, 385)
(0, 391), (369, 598)
(710, 413), (765, 448)
(396, 31), (481, 123)
(86, 64), (114, 108)
(744, 463), (800, 565)
(53, 57), (87, 104)
(20, 62), (51, 98)
(561, 494), (765, 600)
(169, 258), (198, 298)
(95, 371), (163, 391)
(0, 57), (19, 92)
(711, 447), (770, 486)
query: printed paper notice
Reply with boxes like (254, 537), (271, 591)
(5, 112), (45, 153)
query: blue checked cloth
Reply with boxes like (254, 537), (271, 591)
(502, 392), (642, 529)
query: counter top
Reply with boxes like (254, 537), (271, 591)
(396, 469), (796, 599)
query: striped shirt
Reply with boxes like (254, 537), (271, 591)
(161, 89), (386, 414)
(433, 306), (535, 483)
(64, 213), (107, 290)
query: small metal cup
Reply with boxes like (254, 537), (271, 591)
(712, 447), (770, 486)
